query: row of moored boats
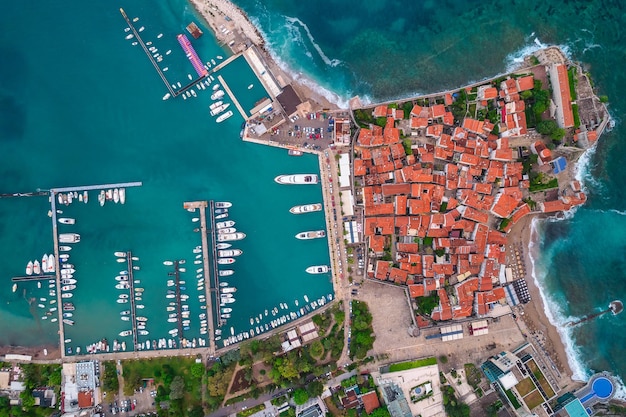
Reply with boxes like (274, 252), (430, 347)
(25, 253), (56, 276)
(98, 188), (126, 206)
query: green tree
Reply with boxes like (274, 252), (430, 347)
(307, 381), (324, 398)
(536, 120), (558, 135)
(190, 362), (205, 379)
(293, 388), (309, 405)
(551, 128), (565, 141)
(48, 367), (62, 386)
(169, 376), (185, 400)
(310, 340), (324, 359)
(189, 405), (204, 417)
(20, 390), (35, 408)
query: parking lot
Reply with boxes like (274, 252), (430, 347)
(104, 384), (158, 416)
(268, 111), (337, 150)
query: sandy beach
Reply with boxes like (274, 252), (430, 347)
(508, 215), (579, 388)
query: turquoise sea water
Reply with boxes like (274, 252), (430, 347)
(230, 0), (626, 393)
(0, 0), (332, 352)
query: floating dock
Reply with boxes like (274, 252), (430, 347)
(177, 34), (208, 77)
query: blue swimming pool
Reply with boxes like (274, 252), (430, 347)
(581, 376), (614, 404)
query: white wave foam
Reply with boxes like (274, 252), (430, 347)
(284, 16), (342, 68)
(504, 35), (572, 73)
(528, 218), (590, 381)
(612, 374), (626, 401)
(245, 15), (352, 108)
(573, 137), (605, 194)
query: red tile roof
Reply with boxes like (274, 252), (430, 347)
(490, 193), (519, 218)
(555, 64), (575, 128)
(361, 391), (381, 414)
(373, 105), (388, 118)
(517, 75), (534, 91)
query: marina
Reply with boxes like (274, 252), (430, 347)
(0, 4), (333, 357)
(49, 182), (143, 357)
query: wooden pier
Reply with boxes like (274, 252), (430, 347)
(217, 75), (248, 120)
(183, 201), (216, 357)
(126, 252), (139, 351)
(209, 53), (239, 74)
(11, 275), (56, 282)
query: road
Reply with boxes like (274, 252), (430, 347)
(318, 147), (353, 368)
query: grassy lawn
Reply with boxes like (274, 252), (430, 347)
(388, 357), (437, 372)
(526, 359), (555, 399)
(523, 389), (545, 410)
(122, 357), (203, 415)
(505, 389), (522, 409)
(515, 377), (536, 397)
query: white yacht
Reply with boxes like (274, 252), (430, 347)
(58, 218), (75, 225)
(59, 233), (81, 243)
(306, 265), (330, 274)
(290, 203), (322, 214)
(210, 103), (230, 116)
(211, 90), (224, 100)
(216, 110), (233, 123)
(296, 230), (326, 240)
(218, 249), (242, 257)
(274, 174), (319, 185)
(217, 232), (246, 242)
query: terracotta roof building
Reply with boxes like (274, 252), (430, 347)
(548, 64), (575, 128)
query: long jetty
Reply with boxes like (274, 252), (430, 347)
(52, 181), (142, 194)
(217, 75), (247, 120)
(184, 201), (216, 357)
(126, 252), (139, 351)
(119, 8), (176, 98)
(50, 193), (66, 358)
